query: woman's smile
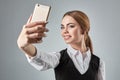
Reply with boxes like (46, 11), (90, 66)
(63, 34), (72, 40)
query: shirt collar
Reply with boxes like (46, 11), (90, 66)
(67, 45), (91, 59)
(67, 45), (78, 56)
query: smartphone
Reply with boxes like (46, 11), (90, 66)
(31, 4), (51, 22)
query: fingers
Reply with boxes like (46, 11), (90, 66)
(28, 38), (43, 44)
(26, 14), (48, 28)
(21, 15), (49, 45)
(25, 21), (47, 28)
(26, 30), (48, 44)
(26, 25), (46, 34)
(27, 32), (46, 39)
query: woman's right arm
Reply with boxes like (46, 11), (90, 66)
(26, 49), (60, 71)
(17, 16), (60, 71)
(17, 15), (47, 57)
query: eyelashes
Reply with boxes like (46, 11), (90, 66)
(69, 25), (75, 28)
(60, 25), (75, 30)
(60, 26), (64, 29)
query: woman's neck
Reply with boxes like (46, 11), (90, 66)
(70, 43), (87, 54)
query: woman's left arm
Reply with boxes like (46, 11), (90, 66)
(97, 60), (105, 80)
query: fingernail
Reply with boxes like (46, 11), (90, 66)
(45, 28), (49, 32)
(44, 21), (48, 24)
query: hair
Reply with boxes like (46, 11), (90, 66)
(63, 10), (93, 54)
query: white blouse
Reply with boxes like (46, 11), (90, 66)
(26, 45), (105, 80)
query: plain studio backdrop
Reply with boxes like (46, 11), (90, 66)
(0, 0), (120, 80)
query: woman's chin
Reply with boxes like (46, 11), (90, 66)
(64, 40), (72, 44)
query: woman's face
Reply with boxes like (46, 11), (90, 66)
(61, 15), (84, 45)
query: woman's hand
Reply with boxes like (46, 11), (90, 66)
(17, 15), (48, 57)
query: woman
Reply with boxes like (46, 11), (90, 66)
(17, 10), (105, 80)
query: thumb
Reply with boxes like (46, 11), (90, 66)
(27, 14), (32, 24)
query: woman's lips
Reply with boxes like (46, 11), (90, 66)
(63, 35), (71, 40)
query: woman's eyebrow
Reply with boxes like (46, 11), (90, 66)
(67, 23), (75, 26)
(61, 23), (75, 26)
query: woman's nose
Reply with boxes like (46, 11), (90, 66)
(63, 27), (68, 33)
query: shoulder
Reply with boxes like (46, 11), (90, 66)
(91, 54), (100, 64)
(60, 48), (67, 53)
(92, 54), (105, 64)
(55, 48), (68, 69)
(92, 54), (105, 65)
(92, 54), (100, 59)
(92, 54), (105, 70)
(99, 59), (105, 69)
(59, 48), (67, 56)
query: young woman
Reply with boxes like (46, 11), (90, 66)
(17, 10), (105, 80)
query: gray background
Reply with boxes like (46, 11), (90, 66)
(0, 0), (120, 80)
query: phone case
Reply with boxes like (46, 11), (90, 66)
(31, 4), (51, 22)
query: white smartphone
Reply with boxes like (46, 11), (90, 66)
(31, 4), (51, 22)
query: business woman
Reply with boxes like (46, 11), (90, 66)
(17, 10), (105, 80)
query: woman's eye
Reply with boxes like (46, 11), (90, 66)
(60, 26), (64, 29)
(69, 25), (75, 28)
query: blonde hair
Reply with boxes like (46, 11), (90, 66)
(63, 10), (93, 53)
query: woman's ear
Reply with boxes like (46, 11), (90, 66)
(82, 31), (85, 35)
(81, 29), (85, 34)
